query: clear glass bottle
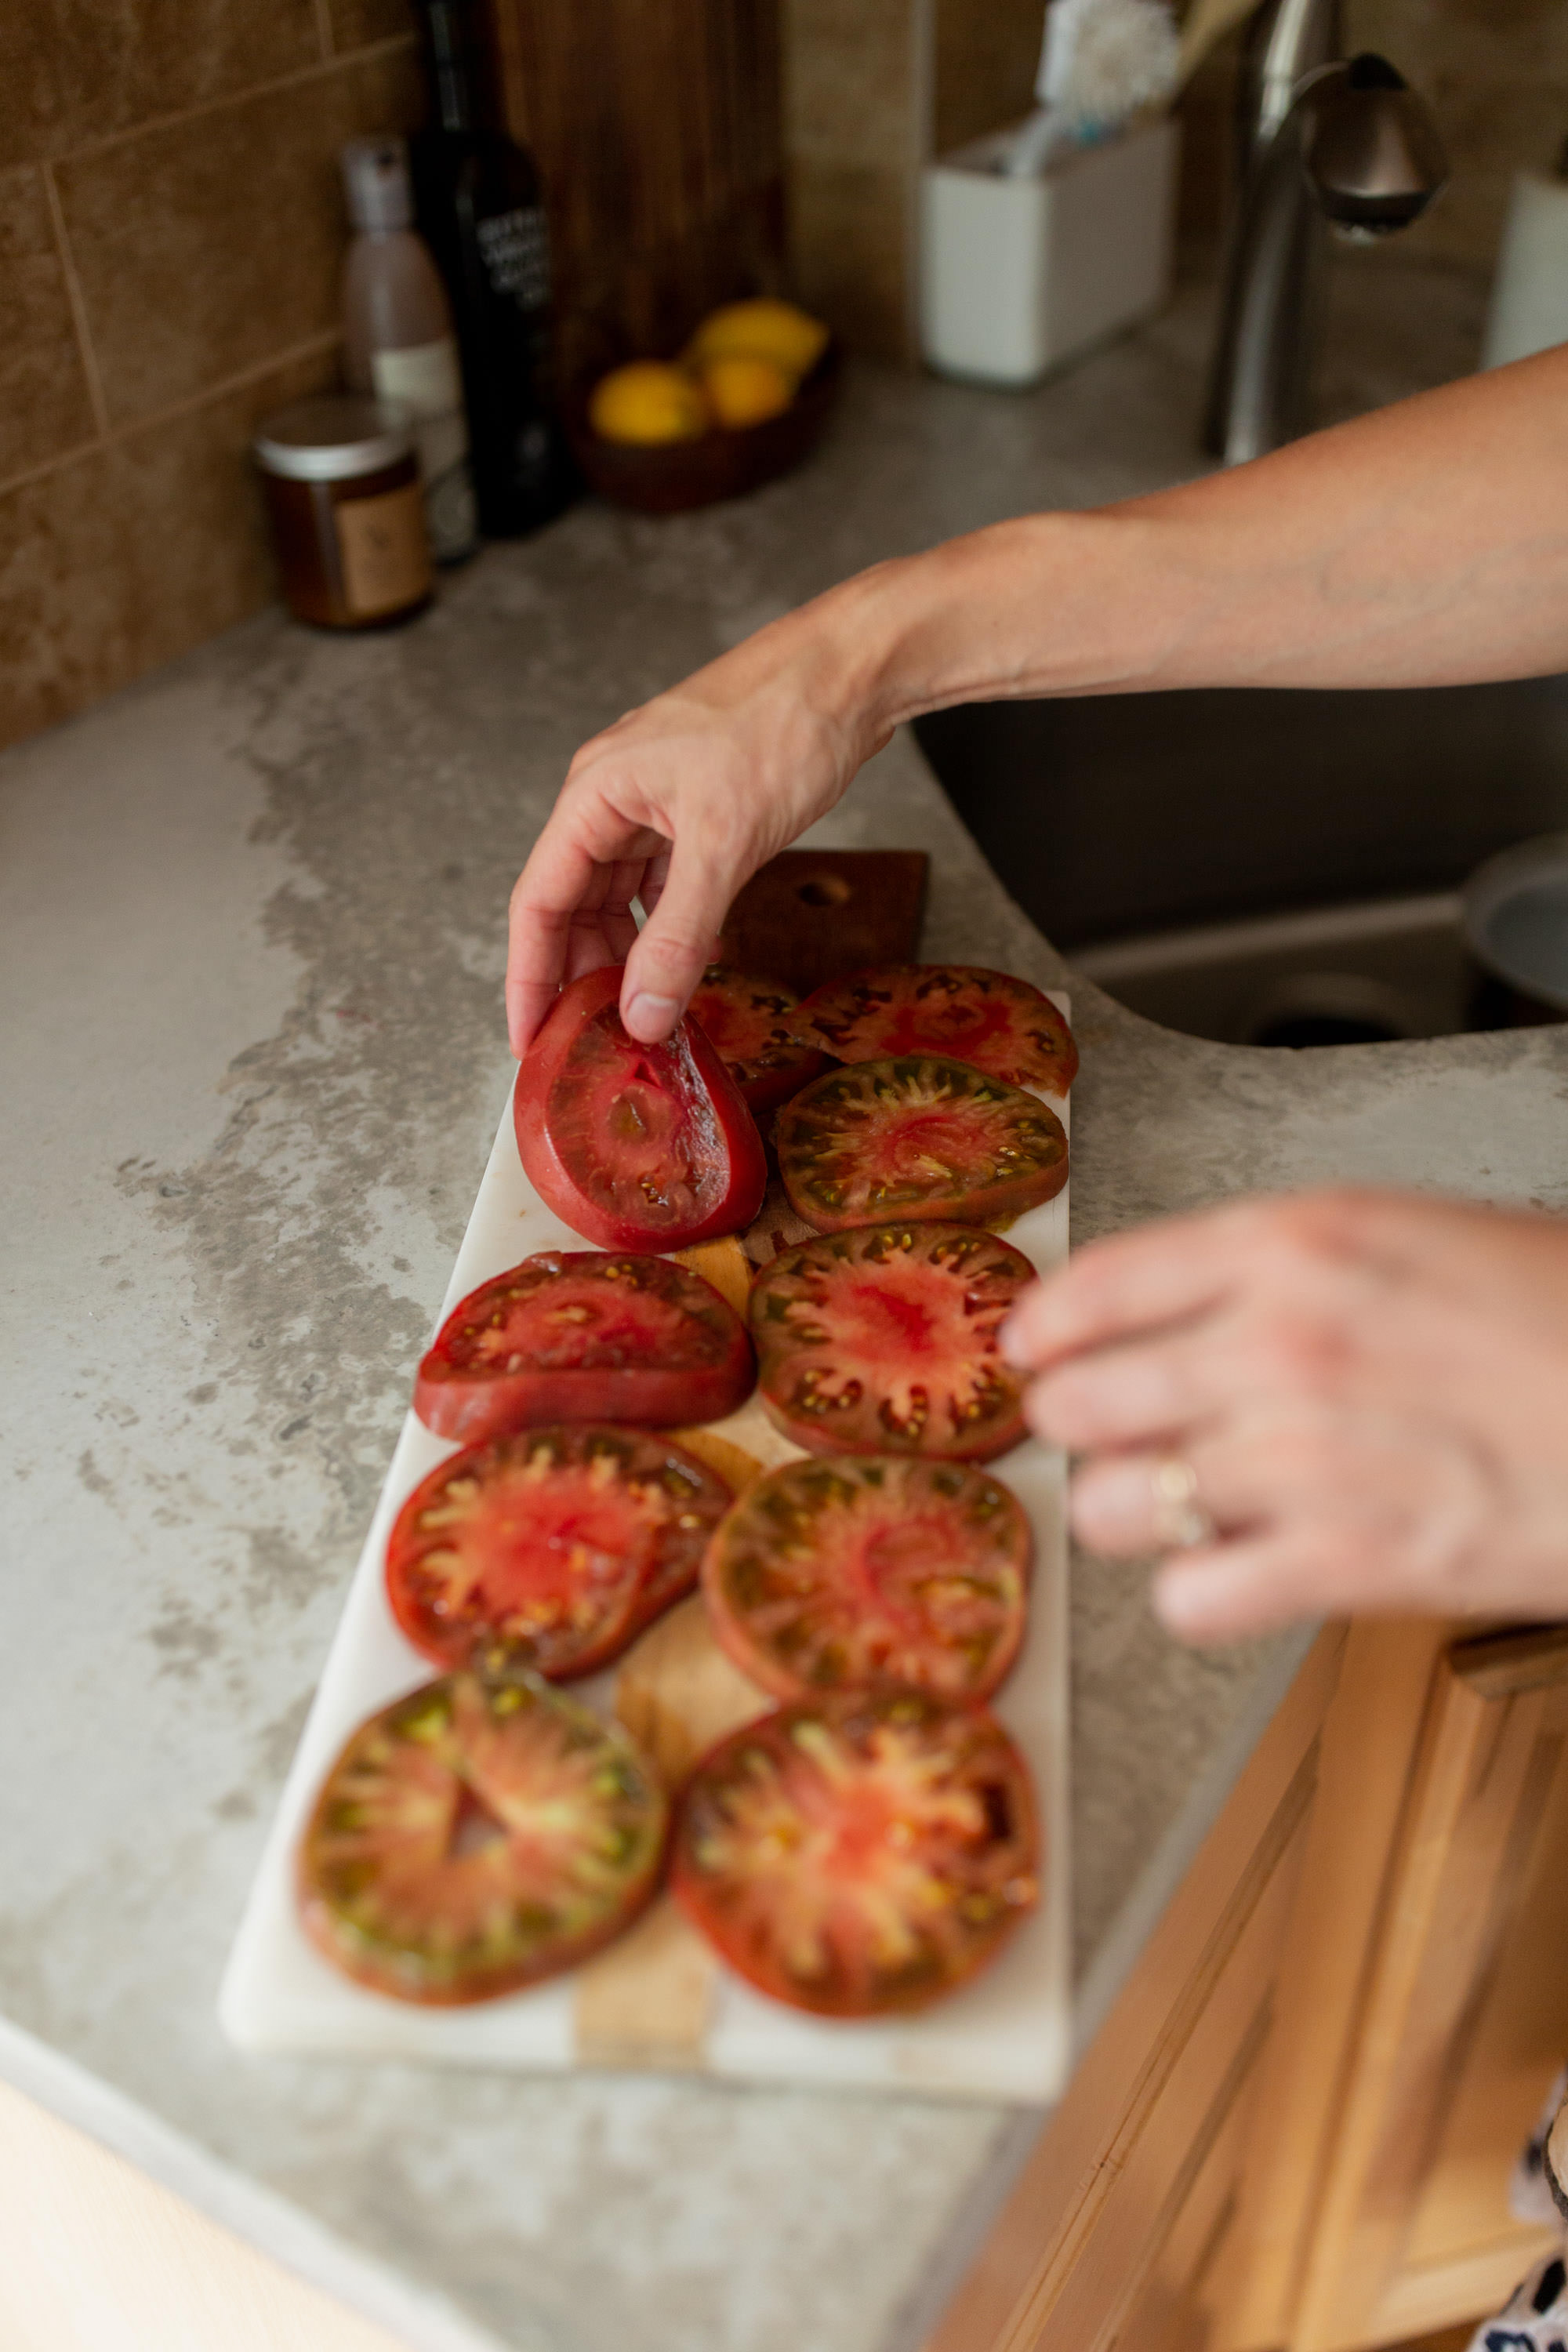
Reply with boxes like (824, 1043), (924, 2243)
(340, 136), (478, 564)
(408, 0), (577, 539)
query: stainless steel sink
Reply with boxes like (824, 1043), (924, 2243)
(915, 677), (1568, 1043)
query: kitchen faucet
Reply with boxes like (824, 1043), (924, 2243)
(1204, 0), (1449, 465)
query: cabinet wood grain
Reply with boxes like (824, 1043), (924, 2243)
(925, 1627), (1347, 2352)
(931, 1616), (1568, 2352)
(1276, 1624), (1568, 2350)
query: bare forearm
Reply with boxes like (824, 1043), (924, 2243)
(506, 345), (1568, 1051)
(790, 343), (1568, 754)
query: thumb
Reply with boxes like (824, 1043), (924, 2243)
(620, 843), (730, 1042)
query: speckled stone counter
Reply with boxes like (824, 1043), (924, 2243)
(6, 261), (1561, 2352)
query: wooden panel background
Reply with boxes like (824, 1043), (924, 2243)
(485, 0), (787, 385)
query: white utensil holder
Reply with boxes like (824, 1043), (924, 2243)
(920, 114), (1179, 388)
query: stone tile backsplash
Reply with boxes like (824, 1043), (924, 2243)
(53, 48), (418, 431)
(0, 0), (417, 753)
(2, 0), (1563, 756)
(0, 165), (100, 484)
(1352, 0), (1568, 270)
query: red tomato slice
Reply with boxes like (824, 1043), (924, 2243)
(750, 1222), (1033, 1461)
(687, 966), (830, 1116)
(514, 967), (767, 1250)
(795, 964), (1077, 1095)
(299, 1671), (666, 2005)
(387, 1425), (734, 1680)
(703, 1455), (1031, 1704)
(413, 1251), (754, 1443)
(775, 1056), (1067, 1232)
(672, 1690), (1038, 2016)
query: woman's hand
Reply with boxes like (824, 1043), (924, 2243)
(505, 588), (897, 1057)
(1001, 1188), (1568, 1643)
(505, 345), (1568, 1058)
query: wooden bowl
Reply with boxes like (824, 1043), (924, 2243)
(568, 340), (842, 517)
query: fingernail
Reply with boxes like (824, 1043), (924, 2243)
(624, 992), (681, 1042)
(998, 1314), (1029, 1367)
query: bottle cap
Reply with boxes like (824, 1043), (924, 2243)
(341, 136), (413, 233)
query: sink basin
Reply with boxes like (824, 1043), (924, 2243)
(915, 677), (1568, 1042)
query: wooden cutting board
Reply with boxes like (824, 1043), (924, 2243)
(220, 1027), (1073, 2102)
(718, 849), (927, 995)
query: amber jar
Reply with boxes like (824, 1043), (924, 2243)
(254, 397), (434, 629)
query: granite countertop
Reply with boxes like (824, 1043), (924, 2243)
(5, 260), (1565, 2352)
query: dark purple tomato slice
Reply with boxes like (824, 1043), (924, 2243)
(514, 967), (767, 1250)
(671, 1689), (1038, 2016)
(794, 964), (1078, 1094)
(299, 1671), (666, 2005)
(687, 966), (830, 1117)
(413, 1251), (754, 1444)
(702, 1455), (1031, 1704)
(387, 1425), (734, 1680)
(775, 1056), (1068, 1232)
(750, 1222), (1033, 1462)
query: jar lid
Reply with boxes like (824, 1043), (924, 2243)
(253, 396), (414, 482)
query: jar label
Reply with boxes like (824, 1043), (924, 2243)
(337, 483), (430, 618)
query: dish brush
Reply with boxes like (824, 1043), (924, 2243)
(1000, 0), (1181, 177)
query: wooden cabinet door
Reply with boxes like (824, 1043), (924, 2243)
(924, 1628), (1346, 2352)
(1221, 1623), (1568, 2352)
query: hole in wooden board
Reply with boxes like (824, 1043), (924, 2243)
(799, 875), (851, 908)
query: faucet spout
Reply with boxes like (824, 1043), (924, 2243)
(1203, 0), (1446, 466)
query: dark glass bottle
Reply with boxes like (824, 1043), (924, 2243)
(408, 0), (577, 538)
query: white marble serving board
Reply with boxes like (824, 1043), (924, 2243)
(221, 1002), (1073, 2103)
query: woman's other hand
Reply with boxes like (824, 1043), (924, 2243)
(1002, 1189), (1568, 1642)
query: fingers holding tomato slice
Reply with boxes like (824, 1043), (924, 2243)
(688, 966), (830, 1118)
(794, 965), (1078, 1096)
(387, 1425), (735, 1681)
(750, 1222), (1033, 1461)
(414, 1251), (754, 1444)
(703, 1455), (1031, 1705)
(299, 1671), (667, 2004)
(514, 967), (766, 1250)
(775, 1057), (1067, 1233)
(672, 1690), (1038, 2016)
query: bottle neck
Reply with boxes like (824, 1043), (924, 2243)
(423, 0), (477, 135)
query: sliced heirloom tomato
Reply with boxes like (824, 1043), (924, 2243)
(688, 966), (830, 1117)
(702, 1455), (1031, 1704)
(775, 1055), (1067, 1232)
(514, 967), (766, 1250)
(299, 1671), (666, 2005)
(413, 1250), (753, 1443)
(750, 1221), (1033, 1462)
(672, 1689), (1038, 2016)
(794, 964), (1078, 1095)
(387, 1425), (733, 1680)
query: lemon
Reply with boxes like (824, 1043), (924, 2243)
(590, 362), (710, 447)
(685, 299), (829, 384)
(700, 354), (796, 430)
